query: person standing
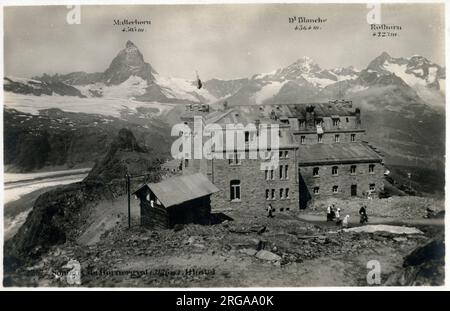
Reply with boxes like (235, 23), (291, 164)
(334, 208), (343, 226)
(359, 205), (368, 224)
(267, 204), (274, 218)
(342, 215), (350, 228)
(326, 205), (332, 221)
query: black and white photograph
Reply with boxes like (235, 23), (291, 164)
(0, 1), (447, 289)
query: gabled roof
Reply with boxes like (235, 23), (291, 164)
(133, 173), (219, 208)
(203, 103), (356, 127)
(298, 142), (383, 165)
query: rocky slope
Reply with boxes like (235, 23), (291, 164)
(3, 108), (171, 172)
(4, 76), (85, 98)
(385, 233), (445, 286)
(4, 128), (163, 269)
(85, 128), (161, 183)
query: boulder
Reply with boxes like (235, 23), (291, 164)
(239, 248), (258, 256)
(255, 250), (281, 261)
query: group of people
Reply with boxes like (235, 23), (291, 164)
(326, 204), (369, 227)
(326, 204), (349, 227)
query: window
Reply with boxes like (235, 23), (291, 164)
(184, 159), (189, 168)
(280, 188), (284, 199)
(332, 166), (339, 176)
(299, 120), (305, 128)
(350, 165), (356, 174)
(279, 165), (284, 179)
(318, 134), (323, 143)
(313, 167), (320, 176)
(271, 189), (275, 200)
(333, 118), (340, 126)
(230, 180), (241, 201)
(313, 187), (320, 194)
(369, 164), (375, 174)
(351, 134), (356, 142)
(270, 169), (274, 180)
(332, 185), (338, 194)
(369, 184), (375, 191)
(245, 131), (250, 143)
(300, 136), (306, 144)
(265, 169), (269, 180)
(335, 134), (340, 143)
(279, 150), (289, 158)
(351, 184), (357, 196)
(265, 189), (270, 200)
(346, 117), (349, 123)
(229, 152), (241, 165)
(285, 188), (290, 198)
(285, 165), (289, 179)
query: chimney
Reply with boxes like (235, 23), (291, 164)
(355, 108), (361, 125)
(306, 105), (315, 128)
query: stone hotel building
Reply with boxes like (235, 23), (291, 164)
(180, 100), (384, 211)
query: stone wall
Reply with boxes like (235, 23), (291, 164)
(208, 149), (299, 212)
(299, 161), (385, 202)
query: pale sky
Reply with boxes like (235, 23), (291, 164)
(3, 3), (445, 80)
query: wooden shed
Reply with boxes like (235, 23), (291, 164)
(133, 173), (219, 229)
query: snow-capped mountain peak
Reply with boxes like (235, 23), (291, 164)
(367, 52), (445, 93)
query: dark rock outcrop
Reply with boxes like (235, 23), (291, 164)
(385, 233), (445, 286)
(86, 128), (161, 184)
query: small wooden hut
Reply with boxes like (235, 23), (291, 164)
(133, 173), (219, 229)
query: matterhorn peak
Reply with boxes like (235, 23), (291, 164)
(379, 51), (391, 59)
(102, 40), (156, 85)
(126, 40), (137, 49)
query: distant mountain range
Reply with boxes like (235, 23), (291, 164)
(5, 40), (445, 110)
(3, 40), (446, 173)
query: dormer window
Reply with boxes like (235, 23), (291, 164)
(333, 119), (340, 127)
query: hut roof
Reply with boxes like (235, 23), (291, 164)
(133, 173), (219, 208)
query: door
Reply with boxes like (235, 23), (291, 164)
(299, 172), (311, 209)
(351, 184), (357, 196)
